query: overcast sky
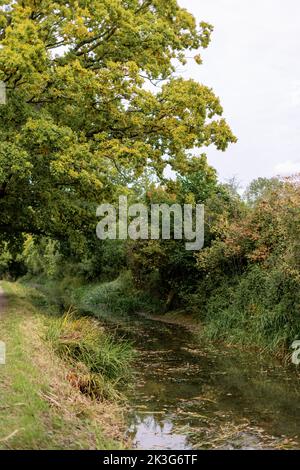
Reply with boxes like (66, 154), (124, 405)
(178, 0), (300, 188)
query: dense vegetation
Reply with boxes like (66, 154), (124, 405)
(2, 173), (298, 357)
(0, 0), (235, 427)
(0, 0), (299, 386)
(2, 1), (300, 454)
(0, 0), (235, 250)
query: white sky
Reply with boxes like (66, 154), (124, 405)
(178, 0), (300, 187)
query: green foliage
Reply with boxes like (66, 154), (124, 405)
(191, 177), (300, 354)
(0, 241), (12, 276)
(3, 2), (297, 360)
(124, 166), (220, 309)
(74, 271), (161, 320)
(0, 0), (235, 249)
(194, 265), (300, 354)
(244, 177), (283, 206)
(18, 171), (300, 357)
(22, 236), (61, 278)
(79, 239), (127, 281)
(178, 157), (218, 204)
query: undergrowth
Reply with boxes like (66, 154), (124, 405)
(193, 266), (300, 355)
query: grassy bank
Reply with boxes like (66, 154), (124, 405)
(185, 266), (300, 357)
(21, 267), (300, 360)
(0, 281), (131, 449)
(22, 271), (161, 323)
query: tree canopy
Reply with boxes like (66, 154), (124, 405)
(0, 0), (236, 246)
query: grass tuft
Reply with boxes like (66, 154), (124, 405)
(45, 308), (135, 400)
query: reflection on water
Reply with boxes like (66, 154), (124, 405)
(113, 316), (300, 450)
(129, 416), (190, 450)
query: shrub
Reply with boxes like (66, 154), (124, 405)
(73, 272), (162, 320)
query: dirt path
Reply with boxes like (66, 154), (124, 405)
(137, 310), (201, 332)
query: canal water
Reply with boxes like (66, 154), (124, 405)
(115, 315), (300, 450)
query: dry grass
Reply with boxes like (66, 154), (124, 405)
(45, 309), (135, 401)
(0, 281), (130, 449)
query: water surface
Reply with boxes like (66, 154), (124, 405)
(114, 315), (300, 449)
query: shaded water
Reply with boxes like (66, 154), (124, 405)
(115, 316), (300, 450)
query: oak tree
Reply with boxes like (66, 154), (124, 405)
(0, 0), (236, 246)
